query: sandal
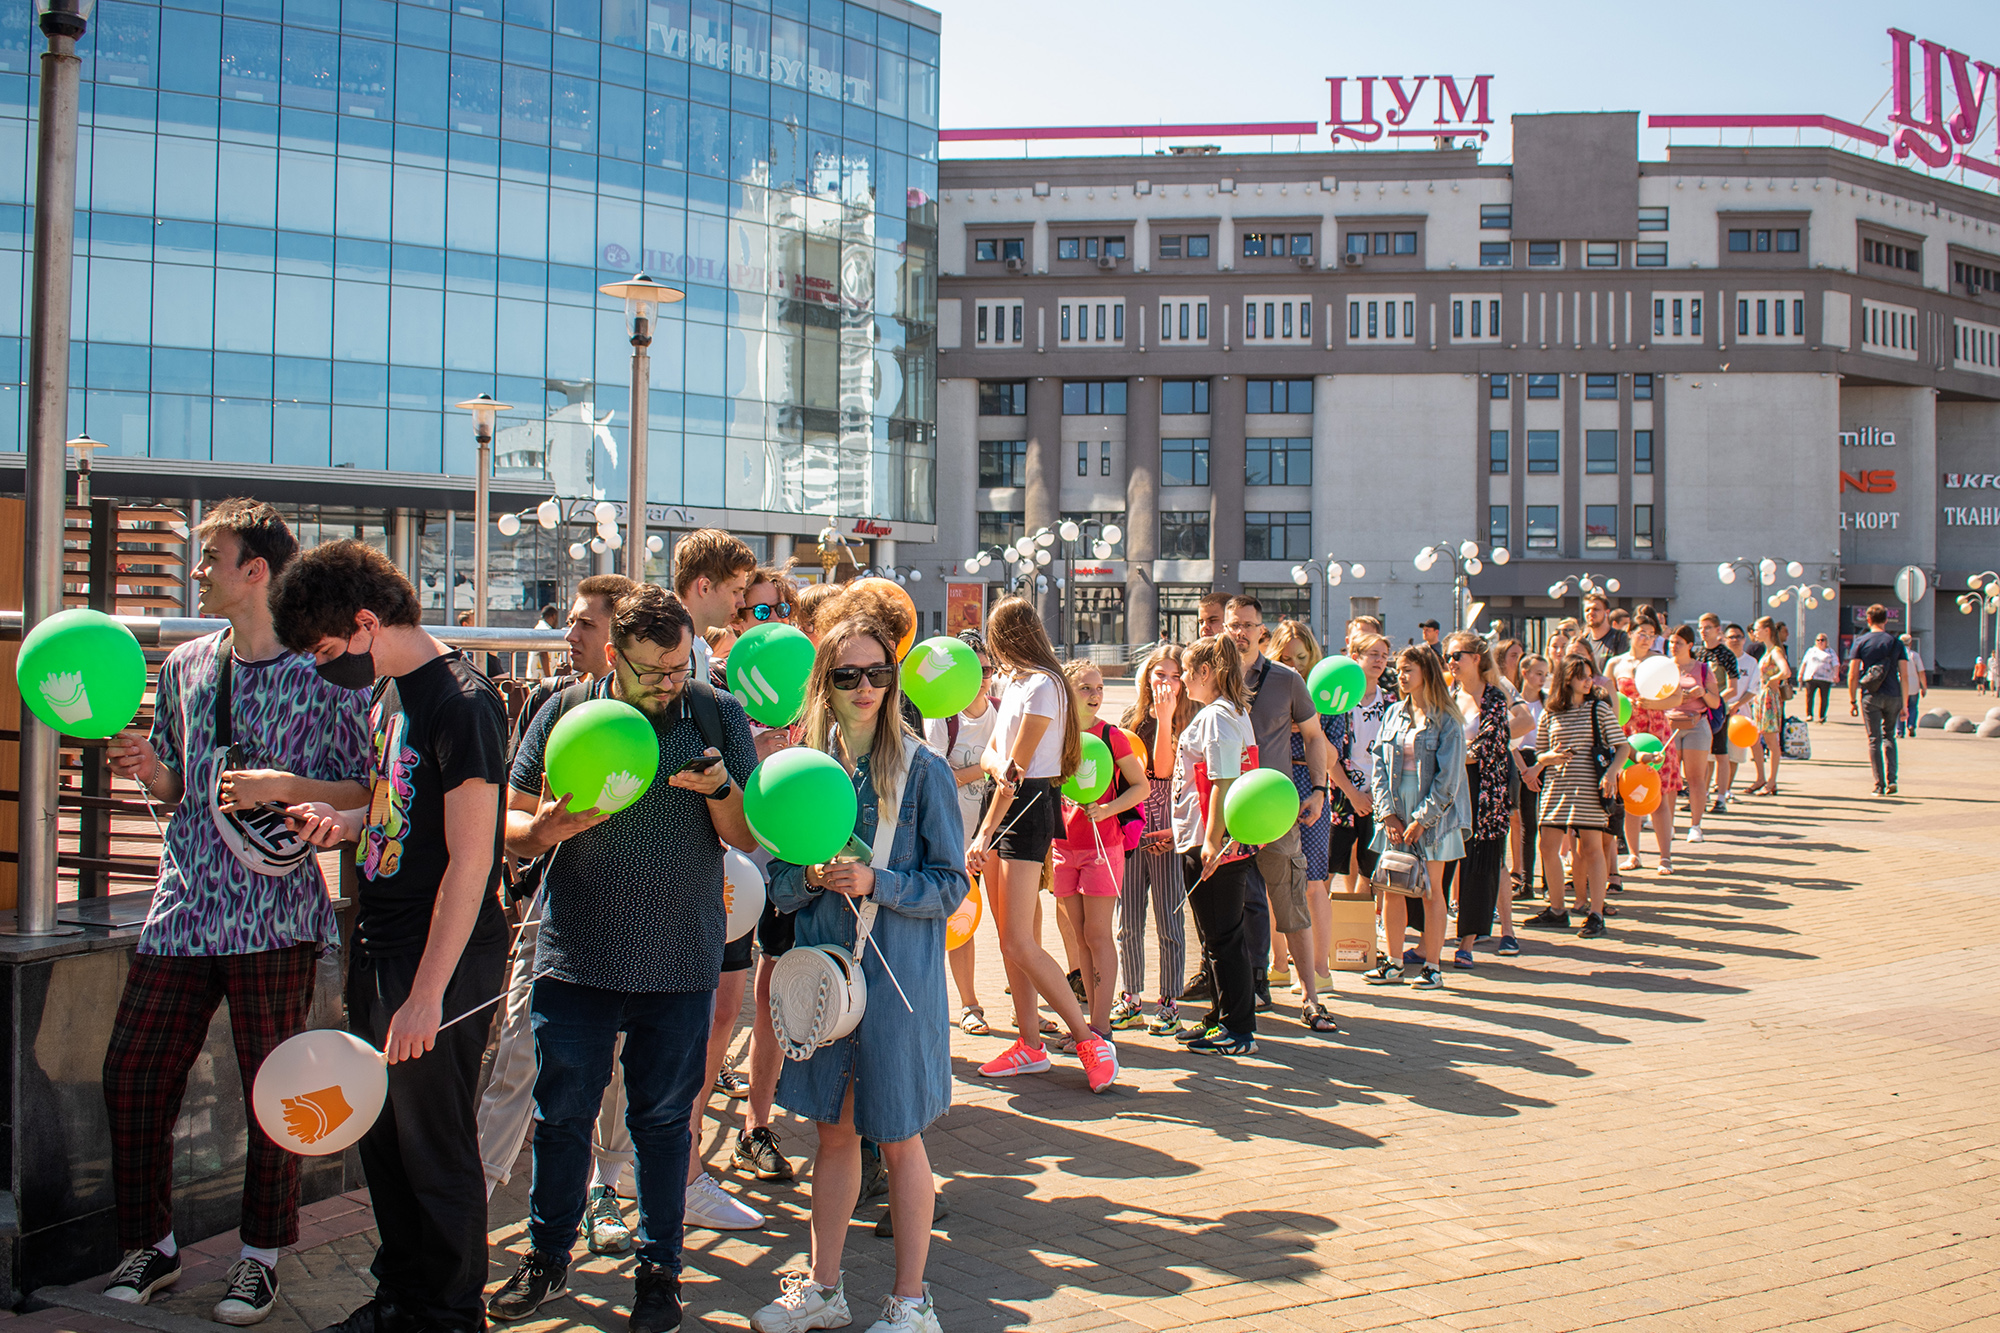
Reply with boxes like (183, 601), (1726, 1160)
(959, 1006), (989, 1035)
(1657, 857), (1673, 875)
(1300, 1004), (1339, 1034)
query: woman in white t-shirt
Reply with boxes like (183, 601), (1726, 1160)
(921, 630), (999, 1034)
(1170, 634), (1262, 1057)
(967, 597), (1117, 1093)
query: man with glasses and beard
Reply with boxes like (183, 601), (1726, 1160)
(486, 585), (760, 1333)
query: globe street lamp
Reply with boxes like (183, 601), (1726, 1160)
(1056, 517), (1121, 657)
(1413, 539), (1510, 634)
(599, 273), (684, 578)
(1717, 557), (1803, 630)
(454, 394), (513, 628)
(1291, 556), (1368, 647)
(1957, 571), (1999, 679)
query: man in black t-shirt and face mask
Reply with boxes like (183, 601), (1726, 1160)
(274, 541), (511, 1333)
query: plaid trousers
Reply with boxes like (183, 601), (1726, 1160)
(103, 944), (320, 1250)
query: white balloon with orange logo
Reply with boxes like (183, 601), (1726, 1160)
(724, 847), (767, 942)
(252, 1029), (389, 1157)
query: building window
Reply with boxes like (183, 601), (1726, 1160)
(1638, 206), (1668, 232)
(1489, 430), (1509, 474)
(1161, 380), (1210, 414)
(1291, 234), (1314, 256)
(1062, 381), (1127, 414)
(1489, 504), (1509, 549)
(1489, 373), (1509, 399)
(1527, 430), (1560, 473)
(1246, 438), (1312, 487)
(1481, 204), (1511, 229)
(1528, 241), (1561, 267)
(1058, 300), (1127, 346)
(1242, 232), (1268, 257)
(1159, 300), (1210, 343)
(1585, 504), (1618, 550)
(1586, 430), (1619, 474)
(1635, 241), (1667, 267)
(1244, 511), (1310, 561)
(1245, 297), (1312, 343)
(1002, 239), (1024, 261)
(1450, 295), (1502, 342)
(1586, 241), (1619, 267)
(1241, 586), (1312, 624)
(1346, 297), (1416, 344)
(1634, 504), (1654, 550)
(1162, 437), (1210, 487)
(1100, 441), (1112, 476)
(1729, 227), (1801, 254)
(975, 240), (997, 262)
(1634, 430), (1654, 473)
(1058, 236), (1126, 261)
(1775, 229), (1799, 252)
(1480, 241), (1512, 267)
(1526, 505), (1559, 552)
(1584, 373), (1618, 400)
(1954, 258), (1999, 294)
(978, 381), (1028, 416)
(1158, 235), (1182, 259)
(1160, 511), (1211, 560)
(1246, 379), (1313, 413)
(1633, 373), (1653, 400)
(1527, 373), (1559, 399)
(1076, 441), (1088, 476)
(1186, 235), (1210, 258)
(975, 300), (1024, 347)
(1862, 237), (1921, 274)
(978, 439), (1028, 487)
(978, 510), (1025, 548)
(1058, 237), (1080, 261)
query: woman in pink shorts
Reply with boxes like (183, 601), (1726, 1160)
(1052, 660), (1148, 1043)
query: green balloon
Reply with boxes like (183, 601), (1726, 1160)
(901, 636), (983, 718)
(1616, 694), (1634, 726)
(1223, 768), (1302, 846)
(1061, 732), (1115, 805)
(15, 608), (147, 740)
(1629, 732), (1664, 755)
(727, 623), (815, 727)
(745, 748), (859, 864)
(545, 699), (660, 815)
(1308, 655), (1367, 714)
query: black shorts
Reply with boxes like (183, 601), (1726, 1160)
(1328, 812), (1379, 880)
(990, 776), (1059, 865)
(722, 930), (753, 972)
(1710, 719), (1729, 756)
(756, 900), (795, 959)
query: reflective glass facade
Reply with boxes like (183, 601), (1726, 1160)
(0, 0), (939, 524)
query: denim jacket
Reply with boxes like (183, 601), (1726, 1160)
(769, 738), (969, 1144)
(1369, 701), (1470, 838)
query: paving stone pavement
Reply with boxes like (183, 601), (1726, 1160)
(25, 693), (2000, 1332)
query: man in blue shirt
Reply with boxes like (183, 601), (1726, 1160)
(1847, 604), (1911, 795)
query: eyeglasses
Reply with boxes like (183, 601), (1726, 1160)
(830, 664), (897, 691)
(748, 602), (792, 622)
(617, 646), (691, 687)
(1452, 649), (1480, 660)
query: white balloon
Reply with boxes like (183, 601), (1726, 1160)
(646, 535), (664, 553)
(252, 1029), (388, 1158)
(1634, 655), (1679, 701)
(722, 849), (766, 942)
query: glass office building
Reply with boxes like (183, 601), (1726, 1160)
(0, 0), (940, 619)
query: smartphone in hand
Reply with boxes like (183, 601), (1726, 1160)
(673, 753), (724, 777)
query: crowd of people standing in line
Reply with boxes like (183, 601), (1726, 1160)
(86, 499), (1925, 1333)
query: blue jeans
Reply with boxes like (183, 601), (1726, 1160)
(528, 979), (713, 1270)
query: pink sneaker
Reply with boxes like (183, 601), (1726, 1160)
(978, 1038), (1052, 1078)
(1077, 1036), (1119, 1094)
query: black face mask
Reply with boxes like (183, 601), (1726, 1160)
(316, 630), (377, 690)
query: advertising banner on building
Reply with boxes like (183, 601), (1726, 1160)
(947, 583), (986, 635)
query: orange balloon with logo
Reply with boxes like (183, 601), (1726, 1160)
(1618, 763), (1662, 816)
(946, 878), (983, 951)
(1727, 715), (1759, 749)
(854, 577), (919, 659)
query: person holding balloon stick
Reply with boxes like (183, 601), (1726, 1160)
(1607, 618), (1684, 875)
(966, 598), (1120, 1093)
(752, 617), (967, 1333)
(917, 629), (1001, 1035)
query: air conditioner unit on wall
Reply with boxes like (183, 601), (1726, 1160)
(1097, 254), (1119, 270)
(1298, 254), (1316, 270)
(1005, 255), (1026, 273)
(1343, 252), (1364, 267)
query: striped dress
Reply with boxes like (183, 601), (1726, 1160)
(1533, 697), (1621, 830)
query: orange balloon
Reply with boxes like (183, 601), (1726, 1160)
(1121, 727), (1147, 771)
(1618, 764), (1662, 816)
(853, 576), (918, 659)
(1727, 715), (1759, 749)
(946, 878), (983, 951)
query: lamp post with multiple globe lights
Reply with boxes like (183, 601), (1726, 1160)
(1291, 556), (1369, 648)
(1716, 557), (1807, 630)
(1958, 572), (1999, 681)
(1413, 539), (1510, 636)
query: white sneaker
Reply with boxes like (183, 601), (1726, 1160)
(685, 1172), (765, 1231)
(1686, 826), (1704, 844)
(864, 1285), (942, 1333)
(752, 1273), (850, 1333)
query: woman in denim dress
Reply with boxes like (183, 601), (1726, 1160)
(756, 618), (968, 1333)
(1360, 647), (1469, 991)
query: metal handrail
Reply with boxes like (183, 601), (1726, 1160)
(0, 610), (570, 653)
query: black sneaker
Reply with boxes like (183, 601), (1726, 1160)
(629, 1261), (682, 1333)
(314, 1299), (420, 1333)
(104, 1247), (181, 1305)
(488, 1252), (568, 1322)
(734, 1126), (795, 1181)
(1181, 972), (1215, 1004)
(714, 1068), (749, 1099)
(1185, 1028), (1257, 1057)
(213, 1257), (279, 1326)
(1577, 912), (1607, 940)
(1523, 908), (1570, 930)
(1174, 1018), (1221, 1044)
(1253, 983), (1275, 1013)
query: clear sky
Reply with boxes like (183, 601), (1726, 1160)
(929, 0), (1996, 185)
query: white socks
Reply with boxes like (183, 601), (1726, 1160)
(590, 1159), (624, 1193)
(154, 1232), (178, 1258)
(241, 1245), (279, 1270)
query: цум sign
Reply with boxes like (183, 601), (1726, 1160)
(1327, 76), (1494, 145)
(1888, 28), (2000, 181)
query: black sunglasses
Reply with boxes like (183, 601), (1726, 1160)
(830, 664), (897, 691)
(749, 602), (793, 621)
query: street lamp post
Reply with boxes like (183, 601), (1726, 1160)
(1056, 517), (1122, 656)
(454, 394), (512, 628)
(1413, 539), (1510, 635)
(12, 0), (98, 936)
(1291, 556), (1368, 648)
(1766, 579), (1841, 649)
(1716, 557), (1799, 630)
(599, 273), (684, 580)
(1957, 572), (1999, 680)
